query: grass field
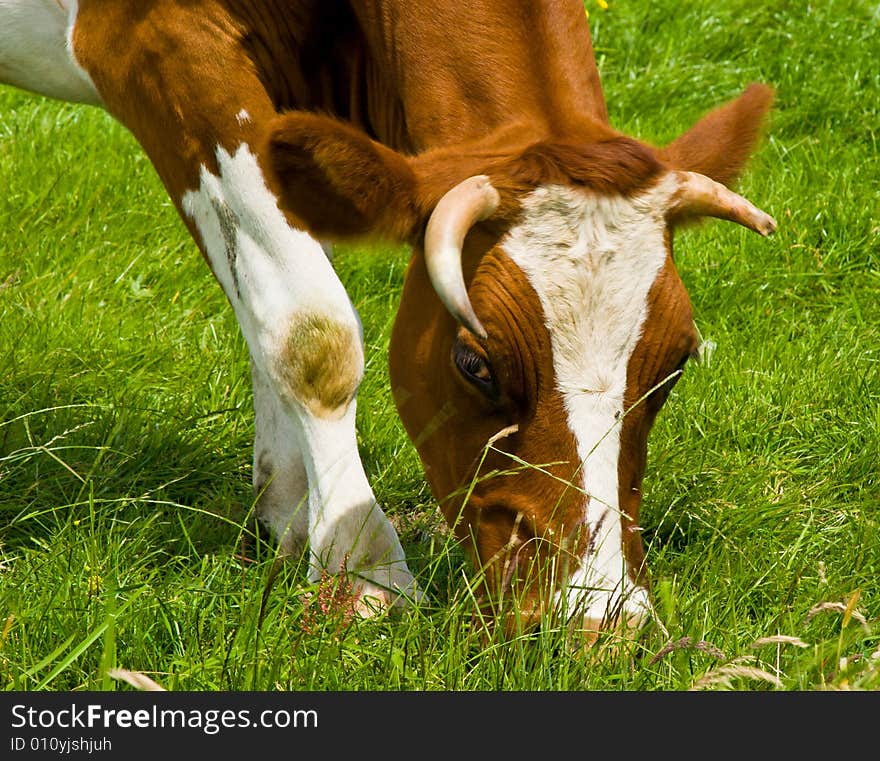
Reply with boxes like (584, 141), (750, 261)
(1, 0), (878, 691)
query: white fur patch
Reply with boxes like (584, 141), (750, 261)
(181, 143), (416, 602)
(502, 176), (677, 621)
(0, 0), (102, 105)
(181, 143), (362, 381)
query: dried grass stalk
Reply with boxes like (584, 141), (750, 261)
(108, 668), (168, 692)
(806, 601), (867, 626)
(750, 635), (809, 649)
(690, 656), (783, 690)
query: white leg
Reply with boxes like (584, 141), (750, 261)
(298, 402), (416, 607)
(251, 358), (309, 557)
(182, 142), (418, 609)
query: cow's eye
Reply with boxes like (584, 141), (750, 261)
(453, 342), (495, 395)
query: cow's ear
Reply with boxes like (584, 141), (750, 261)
(658, 83), (774, 187)
(265, 113), (421, 241)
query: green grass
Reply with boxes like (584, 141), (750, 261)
(1, 0), (878, 691)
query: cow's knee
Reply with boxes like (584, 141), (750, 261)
(274, 310), (364, 419)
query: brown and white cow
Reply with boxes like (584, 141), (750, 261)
(1, 0), (775, 631)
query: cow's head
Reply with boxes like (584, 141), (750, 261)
(265, 83), (774, 628)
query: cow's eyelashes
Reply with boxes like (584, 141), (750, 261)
(453, 343), (495, 395)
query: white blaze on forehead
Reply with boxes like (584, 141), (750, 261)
(502, 176), (676, 620)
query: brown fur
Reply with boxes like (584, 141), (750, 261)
(267, 113), (421, 241)
(618, 250), (700, 587)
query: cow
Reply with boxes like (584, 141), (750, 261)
(1, 0), (775, 634)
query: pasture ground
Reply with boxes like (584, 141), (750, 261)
(1, 0), (878, 691)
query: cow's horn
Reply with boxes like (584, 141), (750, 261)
(671, 171), (777, 237)
(424, 175), (500, 340)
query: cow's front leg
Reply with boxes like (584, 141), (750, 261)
(182, 144), (418, 612)
(252, 314), (416, 610)
(65, 5), (418, 613)
(298, 394), (418, 613)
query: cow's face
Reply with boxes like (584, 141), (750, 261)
(389, 173), (705, 618)
(265, 83), (775, 624)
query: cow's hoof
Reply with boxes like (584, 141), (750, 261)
(353, 581), (392, 618)
(352, 575), (423, 618)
